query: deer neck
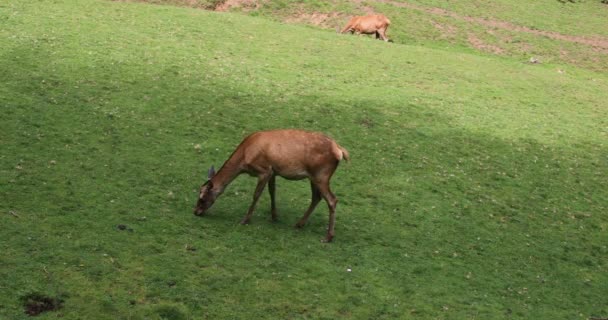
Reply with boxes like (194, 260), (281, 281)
(209, 152), (243, 195)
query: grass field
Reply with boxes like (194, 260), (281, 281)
(1, 0), (608, 319)
(189, 0), (608, 72)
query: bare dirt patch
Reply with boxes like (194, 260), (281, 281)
(431, 21), (458, 39)
(215, 0), (261, 12)
(467, 33), (504, 54)
(21, 293), (64, 316)
(283, 1), (375, 29)
(285, 11), (346, 29)
(349, 0), (376, 15)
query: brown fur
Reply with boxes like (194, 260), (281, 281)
(340, 14), (391, 41)
(194, 129), (349, 242)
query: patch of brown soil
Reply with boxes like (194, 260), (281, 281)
(376, 0), (608, 51)
(284, 1), (376, 29)
(285, 11), (346, 28)
(350, 0), (376, 15)
(467, 33), (504, 54)
(21, 293), (64, 316)
(215, 0), (261, 12)
(431, 21), (458, 39)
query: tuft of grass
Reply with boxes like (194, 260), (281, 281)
(1, 0), (607, 319)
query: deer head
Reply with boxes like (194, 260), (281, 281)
(194, 166), (218, 216)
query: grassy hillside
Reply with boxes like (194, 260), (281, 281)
(139, 0), (608, 72)
(1, 0), (607, 319)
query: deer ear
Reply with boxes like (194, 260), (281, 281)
(207, 166), (216, 179)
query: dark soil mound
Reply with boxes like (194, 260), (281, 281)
(21, 293), (64, 316)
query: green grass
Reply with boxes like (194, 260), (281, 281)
(202, 0), (608, 72)
(367, 0), (608, 71)
(398, 0), (608, 37)
(1, 0), (608, 319)
(125, 0), (608, 72)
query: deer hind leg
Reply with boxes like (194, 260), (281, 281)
(295, 181), (321, 228)
(268, 174), (278, 221)
(240, 172), (272, 225)
(315, 180), (338, 243)
(378, 27), (389, 41)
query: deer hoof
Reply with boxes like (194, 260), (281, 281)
(240, 218), (250, 225)
(295, 221), (305, 228)
(321, 236), (334, 243)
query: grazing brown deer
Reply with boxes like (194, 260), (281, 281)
(194, 129), (349, 242)
(340, 14), (391, 41)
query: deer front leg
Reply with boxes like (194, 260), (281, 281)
(240, 172), (272, 225)
(340, 24), (354, 34)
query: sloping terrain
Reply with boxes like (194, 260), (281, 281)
(1, 0), (607, 319)
(130, 0), (608, 72)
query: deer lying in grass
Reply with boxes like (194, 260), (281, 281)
(194, 129), (349, 242)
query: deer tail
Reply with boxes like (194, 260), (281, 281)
(334, 144), (350, 162)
